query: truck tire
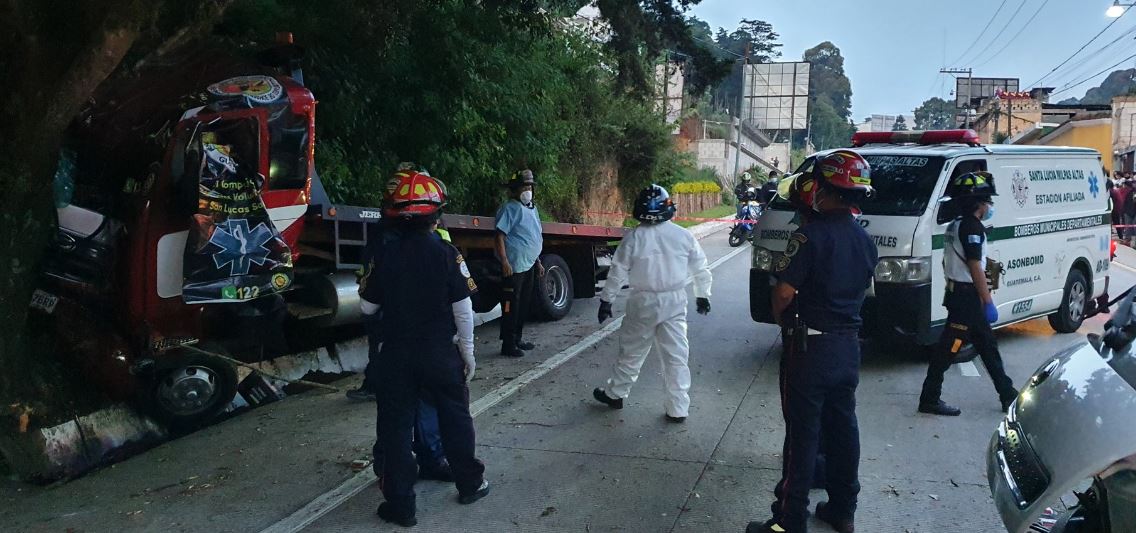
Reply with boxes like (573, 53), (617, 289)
(533, 253), (573, 321)
(146, 348), (238, 431)
(1048, 269), (1088, 334)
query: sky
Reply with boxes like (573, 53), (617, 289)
(690, 0), (1136, 120)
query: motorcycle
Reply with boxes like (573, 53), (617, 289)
(988, 286), (1136, 532)
(729, 190), (762, 248)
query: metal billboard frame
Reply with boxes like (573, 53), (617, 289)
(955, 77), (1020, 110)
(744, 62), (811, 132)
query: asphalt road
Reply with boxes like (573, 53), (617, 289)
(4, 228), (1133, 533)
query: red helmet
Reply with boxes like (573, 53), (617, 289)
(384, 171), (446, 218)
(813, 150), (872, 193)
(777, 172), (818, 211)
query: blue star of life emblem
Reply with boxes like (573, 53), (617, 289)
(1088, 172), (1100, 199)
(209, 219), (274, 276)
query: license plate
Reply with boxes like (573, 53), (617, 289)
(30, 289), (59, 314)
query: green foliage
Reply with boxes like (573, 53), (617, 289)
(892, 115), (908, 132)
(913, 97), (955, 130)
(708, 19), (782, 111)
(804, 42), (852, 121)
(652, 149), (721, 193)
(807, 99), (856, 151)
(221, 0), (685, 221)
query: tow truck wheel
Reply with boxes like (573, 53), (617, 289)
(534, 253), (573, 321)
(1049, 269), (1088, 334)
(147, 349), (238, 431)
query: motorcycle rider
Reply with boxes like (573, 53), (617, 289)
(735, 172), (757, 220)
(918, 171), (1018, 417)
(360, 170), (490, 526)
(761, 170), (782, 205)
(592, 184), (713, 422)
(750, 150), (877, 533)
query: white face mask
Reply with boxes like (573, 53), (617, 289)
(520, 190), (533, 204)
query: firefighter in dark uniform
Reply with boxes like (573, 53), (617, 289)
(749, 150), (877, 533)
(918, 171), (1017, 417)
(359, 170), (490, 527)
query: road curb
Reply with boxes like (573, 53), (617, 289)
(688, 220), (730, 240)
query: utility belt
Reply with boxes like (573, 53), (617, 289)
(785, 321), (828, 354)
(945, 280), (976, 292)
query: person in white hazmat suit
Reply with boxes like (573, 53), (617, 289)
(592, 184), (713, 422)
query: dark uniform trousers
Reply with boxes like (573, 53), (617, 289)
(374, 339), (485, 516)
(500, 267), (537, 345)
(920, 282), (1016, 406)
(773, 333), (861, 531)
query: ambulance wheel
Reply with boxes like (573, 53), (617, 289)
(533, 254), (573, 321)
(147, 348), (238, 431)
(1049, 269), (1088, 334)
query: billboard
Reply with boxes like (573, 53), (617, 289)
(744, 62), (810, 131)
(955, 77), (1019, 109)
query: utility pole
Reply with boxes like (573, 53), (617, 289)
(940, 68), (973, 129)
(733, 43), (750, 187)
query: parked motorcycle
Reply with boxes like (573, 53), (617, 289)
(729, 191), (762, 248)
(988, 287), (1136, 532)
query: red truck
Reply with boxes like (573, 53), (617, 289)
(33, 42), (624, 428)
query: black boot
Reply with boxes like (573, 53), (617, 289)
(593, 388), (623, 409)
(458, 480), (491, 504)
(918, 400), (961, 416)
(815, 501), (855, 533)
(515, 340), (535, 350)
(502, 342), (525, 357)
(376, 502), (417, 527)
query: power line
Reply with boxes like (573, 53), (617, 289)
(967, 0), (1029, 66)
(973, 0), (1052, 68)
(1045, 27), (1136, 89)
(950, 0), (1009, 66)
(1050, 52), (1136, 98)
(1027, 8), (1130, 88)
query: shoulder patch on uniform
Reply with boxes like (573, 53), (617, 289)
(967, 234), (983, 244)
(784, 232), (807, 258)
(774, 254), (791, 272)
(456, 253), (471, 278)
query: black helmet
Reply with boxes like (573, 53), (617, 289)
(633, 184), (676, 224)
(505, 169), (535, 189)
(945, 171), (998, 200)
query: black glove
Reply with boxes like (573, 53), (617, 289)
(696, 297), (711, 315)
(598, 300), (613, 324)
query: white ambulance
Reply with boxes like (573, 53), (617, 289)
(749, 130), (1112, 345)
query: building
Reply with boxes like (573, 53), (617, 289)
(855, 114), (915, 132)
(1113, 95), (1136, 173)
(1011, 111), (1112, 174)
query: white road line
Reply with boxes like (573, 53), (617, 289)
(260, 242), (749, 533)
(1112, 260), (1136, 275)
(959, 361), (980, 377)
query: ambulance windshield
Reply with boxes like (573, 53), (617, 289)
(774, 154), (946, 216)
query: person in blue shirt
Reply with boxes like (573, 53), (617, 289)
(494, 169), (545, 357)
(749, 150), (877, 533)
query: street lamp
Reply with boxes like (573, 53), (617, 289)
(1107, 1), (1133, 17)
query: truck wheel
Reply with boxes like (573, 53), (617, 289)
(1048, 269), (1088, 333)
(146, 348), (238, 431)
(533, 254), (573, 321)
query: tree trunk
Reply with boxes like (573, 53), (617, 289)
(0, 0), (234, 432)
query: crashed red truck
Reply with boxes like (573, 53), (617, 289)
(32, 46), (625, 429)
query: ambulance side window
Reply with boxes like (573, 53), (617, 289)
(936, 159), (988, 225)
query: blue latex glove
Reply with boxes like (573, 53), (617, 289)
(984, 302), (999, 324)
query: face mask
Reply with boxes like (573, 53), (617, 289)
(982, 206), (995, 221)
(520, 190), (534, 204)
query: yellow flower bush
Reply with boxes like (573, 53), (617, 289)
(672, 181), (721, 194)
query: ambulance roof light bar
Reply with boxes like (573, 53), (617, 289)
(850, 129), (982, 148)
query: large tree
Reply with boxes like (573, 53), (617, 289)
(913, 97), (955, 130)
(803, 41), (853, 121)
(710, 19), (781, 112)
(892, 115), (908, 131)
(0, 1), (239, 430)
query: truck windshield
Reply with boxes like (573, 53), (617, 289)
(772, 155), (946, 216)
